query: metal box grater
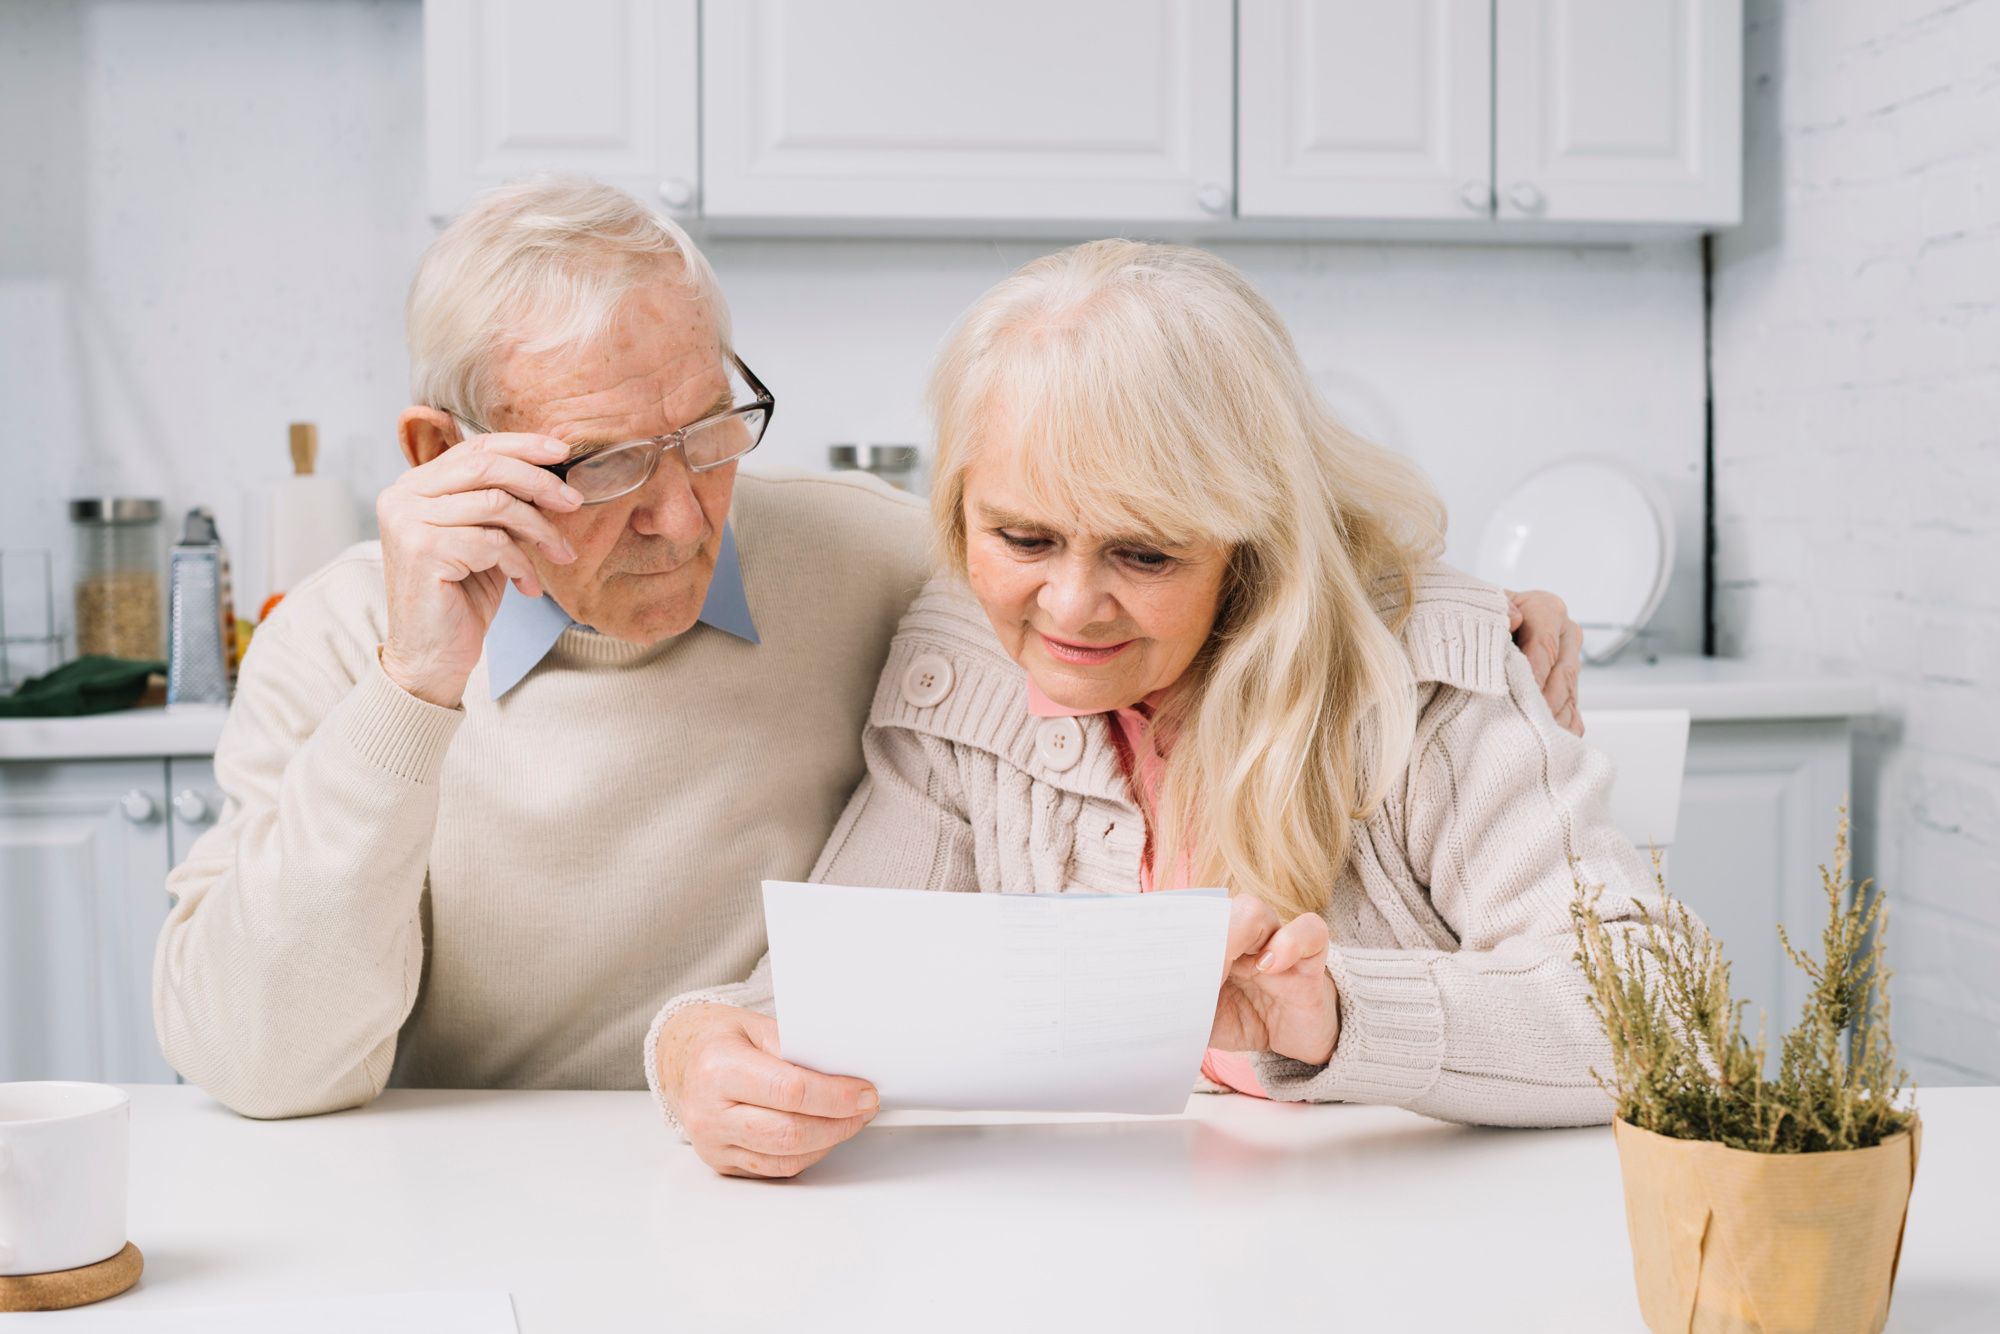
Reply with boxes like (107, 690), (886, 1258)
(167, 546), (228, 708)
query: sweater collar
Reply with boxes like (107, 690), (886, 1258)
(484, 521), (759, 699)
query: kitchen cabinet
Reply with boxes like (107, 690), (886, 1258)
(1236, 0), (1495, 222)
(425, 0), (1742, 238)
(699, 0), (1234, 225)
(0, 760), (179, 1084)
(423, 0), (700, 221)
(1672, 722), (1854, 1046)
(1586, 659), (1875, 1064)
(0, 709), (225, 1084)
(1237, 0), (1741, 228)
(1494, 0), (1742, 226)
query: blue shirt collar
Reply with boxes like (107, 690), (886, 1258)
(483, 520), (759, 700)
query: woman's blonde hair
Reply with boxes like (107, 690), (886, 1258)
(927, 240), (1447, 920)
(407, 175), (731, 422)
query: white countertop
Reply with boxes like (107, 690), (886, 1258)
(9, 1084), (1991, 1333)
(1583, 652), (1876, 721)
(0, 655), (1872, 763)
(0, 705), (227, 762)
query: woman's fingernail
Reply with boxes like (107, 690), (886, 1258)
(560, 485), (585, 506)
(858, 1091), (880, 1113)
(542, 438), (569, 459)
(1256, 951), (1275, 972)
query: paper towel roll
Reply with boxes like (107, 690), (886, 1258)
(267, 473), (359, 594)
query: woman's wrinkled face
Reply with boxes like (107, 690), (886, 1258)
(960, 439), (1231, 715)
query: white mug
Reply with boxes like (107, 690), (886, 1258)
(0, 1082), (129, 1276)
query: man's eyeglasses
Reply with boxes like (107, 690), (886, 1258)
(452, 351), (774, 506)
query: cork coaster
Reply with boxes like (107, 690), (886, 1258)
(0, 1243), (144, 1312)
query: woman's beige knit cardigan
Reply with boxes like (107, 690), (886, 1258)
(648, 564), (1685, 1129)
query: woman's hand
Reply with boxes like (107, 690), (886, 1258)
(1209, 895), (1340, 1067)
(656, 1004), (879, 1179)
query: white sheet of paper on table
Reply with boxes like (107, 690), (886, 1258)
(762, 880), (1232, 1115)
(0, 1290), (517, 1332)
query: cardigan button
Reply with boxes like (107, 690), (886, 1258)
(1035, 716), (1085, 772)
(901, 653), (955, 708)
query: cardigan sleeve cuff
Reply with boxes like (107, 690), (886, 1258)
(642, 991), (733, 1141)
(328, 650), (464, 786)
(1251, 945), (1446, 1108)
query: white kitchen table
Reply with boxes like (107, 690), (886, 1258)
(11, 1085), (1996, 1333)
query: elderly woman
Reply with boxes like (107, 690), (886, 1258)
(654, 240), (1673, 1178)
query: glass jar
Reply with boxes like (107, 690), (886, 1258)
(71, 498), (165, 661)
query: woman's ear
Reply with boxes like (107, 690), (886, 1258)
(397, 406), (462, 469)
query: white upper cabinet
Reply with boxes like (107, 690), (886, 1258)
(424, 0), (699, 220)
(423, 0), (1743, 237)
(1494, 0), (1742, 226)
(1237, 0), (1494, 222)
(699, 0), (1234, 224)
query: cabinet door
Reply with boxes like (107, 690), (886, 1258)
(1494, 0), (1741, 225)
(1237, 0), (1493, 221)
(1670, 721), (1852, 1062)
(425, 0), (700, 219)
(0, 761), (177, 1084)
(166, 757), (221, 868)
(701, 0), (1234, 223)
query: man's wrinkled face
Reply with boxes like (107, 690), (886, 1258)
(482, 283), (736, 644)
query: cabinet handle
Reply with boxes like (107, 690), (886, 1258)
(173, 789), (212, 824)
(1458, 180), (1492, 213)
(659, 178), (696, 210)
(120, 789), (156, 823)
(1507, 181), (1546, 214)
(1196, 184), (1231, 215)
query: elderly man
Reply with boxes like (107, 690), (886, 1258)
(154, 177), (1585, 1130)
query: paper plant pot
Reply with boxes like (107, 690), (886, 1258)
(1612, 1115), (1921, 1334)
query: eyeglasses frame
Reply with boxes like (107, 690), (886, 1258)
(448, 350), (774, 506)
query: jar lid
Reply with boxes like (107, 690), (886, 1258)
(69, 498), (163, 524)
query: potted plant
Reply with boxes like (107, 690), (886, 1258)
(1571, 812), (1921, 1334)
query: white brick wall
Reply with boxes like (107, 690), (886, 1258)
(1711, 0), (2000, 1083)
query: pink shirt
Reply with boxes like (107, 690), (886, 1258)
(1026, 680), (1267, 1098)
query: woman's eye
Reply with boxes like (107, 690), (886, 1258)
(998, 530), (1051, 553)
(1120, 549), (1172, 570)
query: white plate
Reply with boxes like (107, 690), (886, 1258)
(1474, 458), (1673, 664)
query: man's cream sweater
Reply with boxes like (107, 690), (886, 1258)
(154, 470), (929, 1118)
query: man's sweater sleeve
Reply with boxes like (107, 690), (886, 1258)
(152, 569), (461, 1119)
(1252, 649), (1693, 1128)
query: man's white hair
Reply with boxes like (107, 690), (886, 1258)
(407, 175), (732, 423)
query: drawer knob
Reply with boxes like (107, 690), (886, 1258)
(120, 789), (156, 823)
(173, 789), (212, 824)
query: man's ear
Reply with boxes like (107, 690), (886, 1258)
(398, 406), (462, 469)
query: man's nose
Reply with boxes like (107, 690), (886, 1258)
(1037, 558), (1119, 633)
(626, 446), (706, 543)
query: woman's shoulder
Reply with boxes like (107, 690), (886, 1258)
(1371, 561), (1514, 698)
(864, 575), (1127, 798)
(872, 574), (1027, 733)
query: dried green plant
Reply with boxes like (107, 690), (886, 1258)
(1570, 808), (1914, 1152)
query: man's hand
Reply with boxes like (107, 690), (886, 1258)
(657, 1003), (878, 1179)
(1507, 589), (1584, 736)
(376, 432), (585, 709)
(1210, 895), (1340, 1067)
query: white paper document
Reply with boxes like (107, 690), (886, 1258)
(763, 881), (1233, 1115)
(0, 1291), (517, 1332)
